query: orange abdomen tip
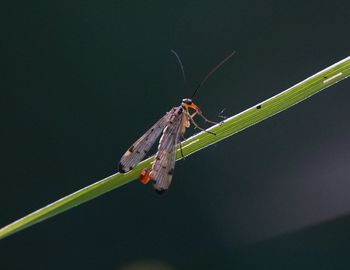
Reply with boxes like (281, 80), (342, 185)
(139, 169), (151, 184)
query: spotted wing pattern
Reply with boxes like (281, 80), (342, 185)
(150, 107), (186, 194)
(118, 108), (176, 173)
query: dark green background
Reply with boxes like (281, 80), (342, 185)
(1, 1), (350, 269)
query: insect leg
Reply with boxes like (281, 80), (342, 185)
(180, 133), (187, 141)
(198, 112), (220, 125)
(188, 102), (222, 125)
(178, 142), (185, 159)
(189, 115), (216, 136)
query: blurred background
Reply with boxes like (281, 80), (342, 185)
(1, 0), (350, 269)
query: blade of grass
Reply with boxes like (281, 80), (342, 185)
(1, 57), (349, 240)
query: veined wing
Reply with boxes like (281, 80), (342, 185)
(118, 108), (176, 173)
(151, 107), (185, 194)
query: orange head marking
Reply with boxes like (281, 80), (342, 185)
(181, 98), (202, 114)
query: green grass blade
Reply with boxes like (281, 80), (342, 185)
(1, 57), (349, 240)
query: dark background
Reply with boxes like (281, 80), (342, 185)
(1, 1), (350, 269)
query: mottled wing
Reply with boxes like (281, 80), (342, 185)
(118, 108), (176, 173)
(151, 108), (184, 194)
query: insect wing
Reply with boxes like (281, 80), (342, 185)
(118, 109), (175, 173)
(151, 109), (184, 193)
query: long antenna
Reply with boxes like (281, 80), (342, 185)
(191, 51), (236, 99)
(170, 50), (187, 89)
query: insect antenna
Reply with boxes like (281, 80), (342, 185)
(191, 51), (236, 99)
(171, 50), (188, 91)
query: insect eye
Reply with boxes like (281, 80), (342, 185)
(182, 98), (192, 105)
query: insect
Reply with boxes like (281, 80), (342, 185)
(118, 51), (235, 194)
